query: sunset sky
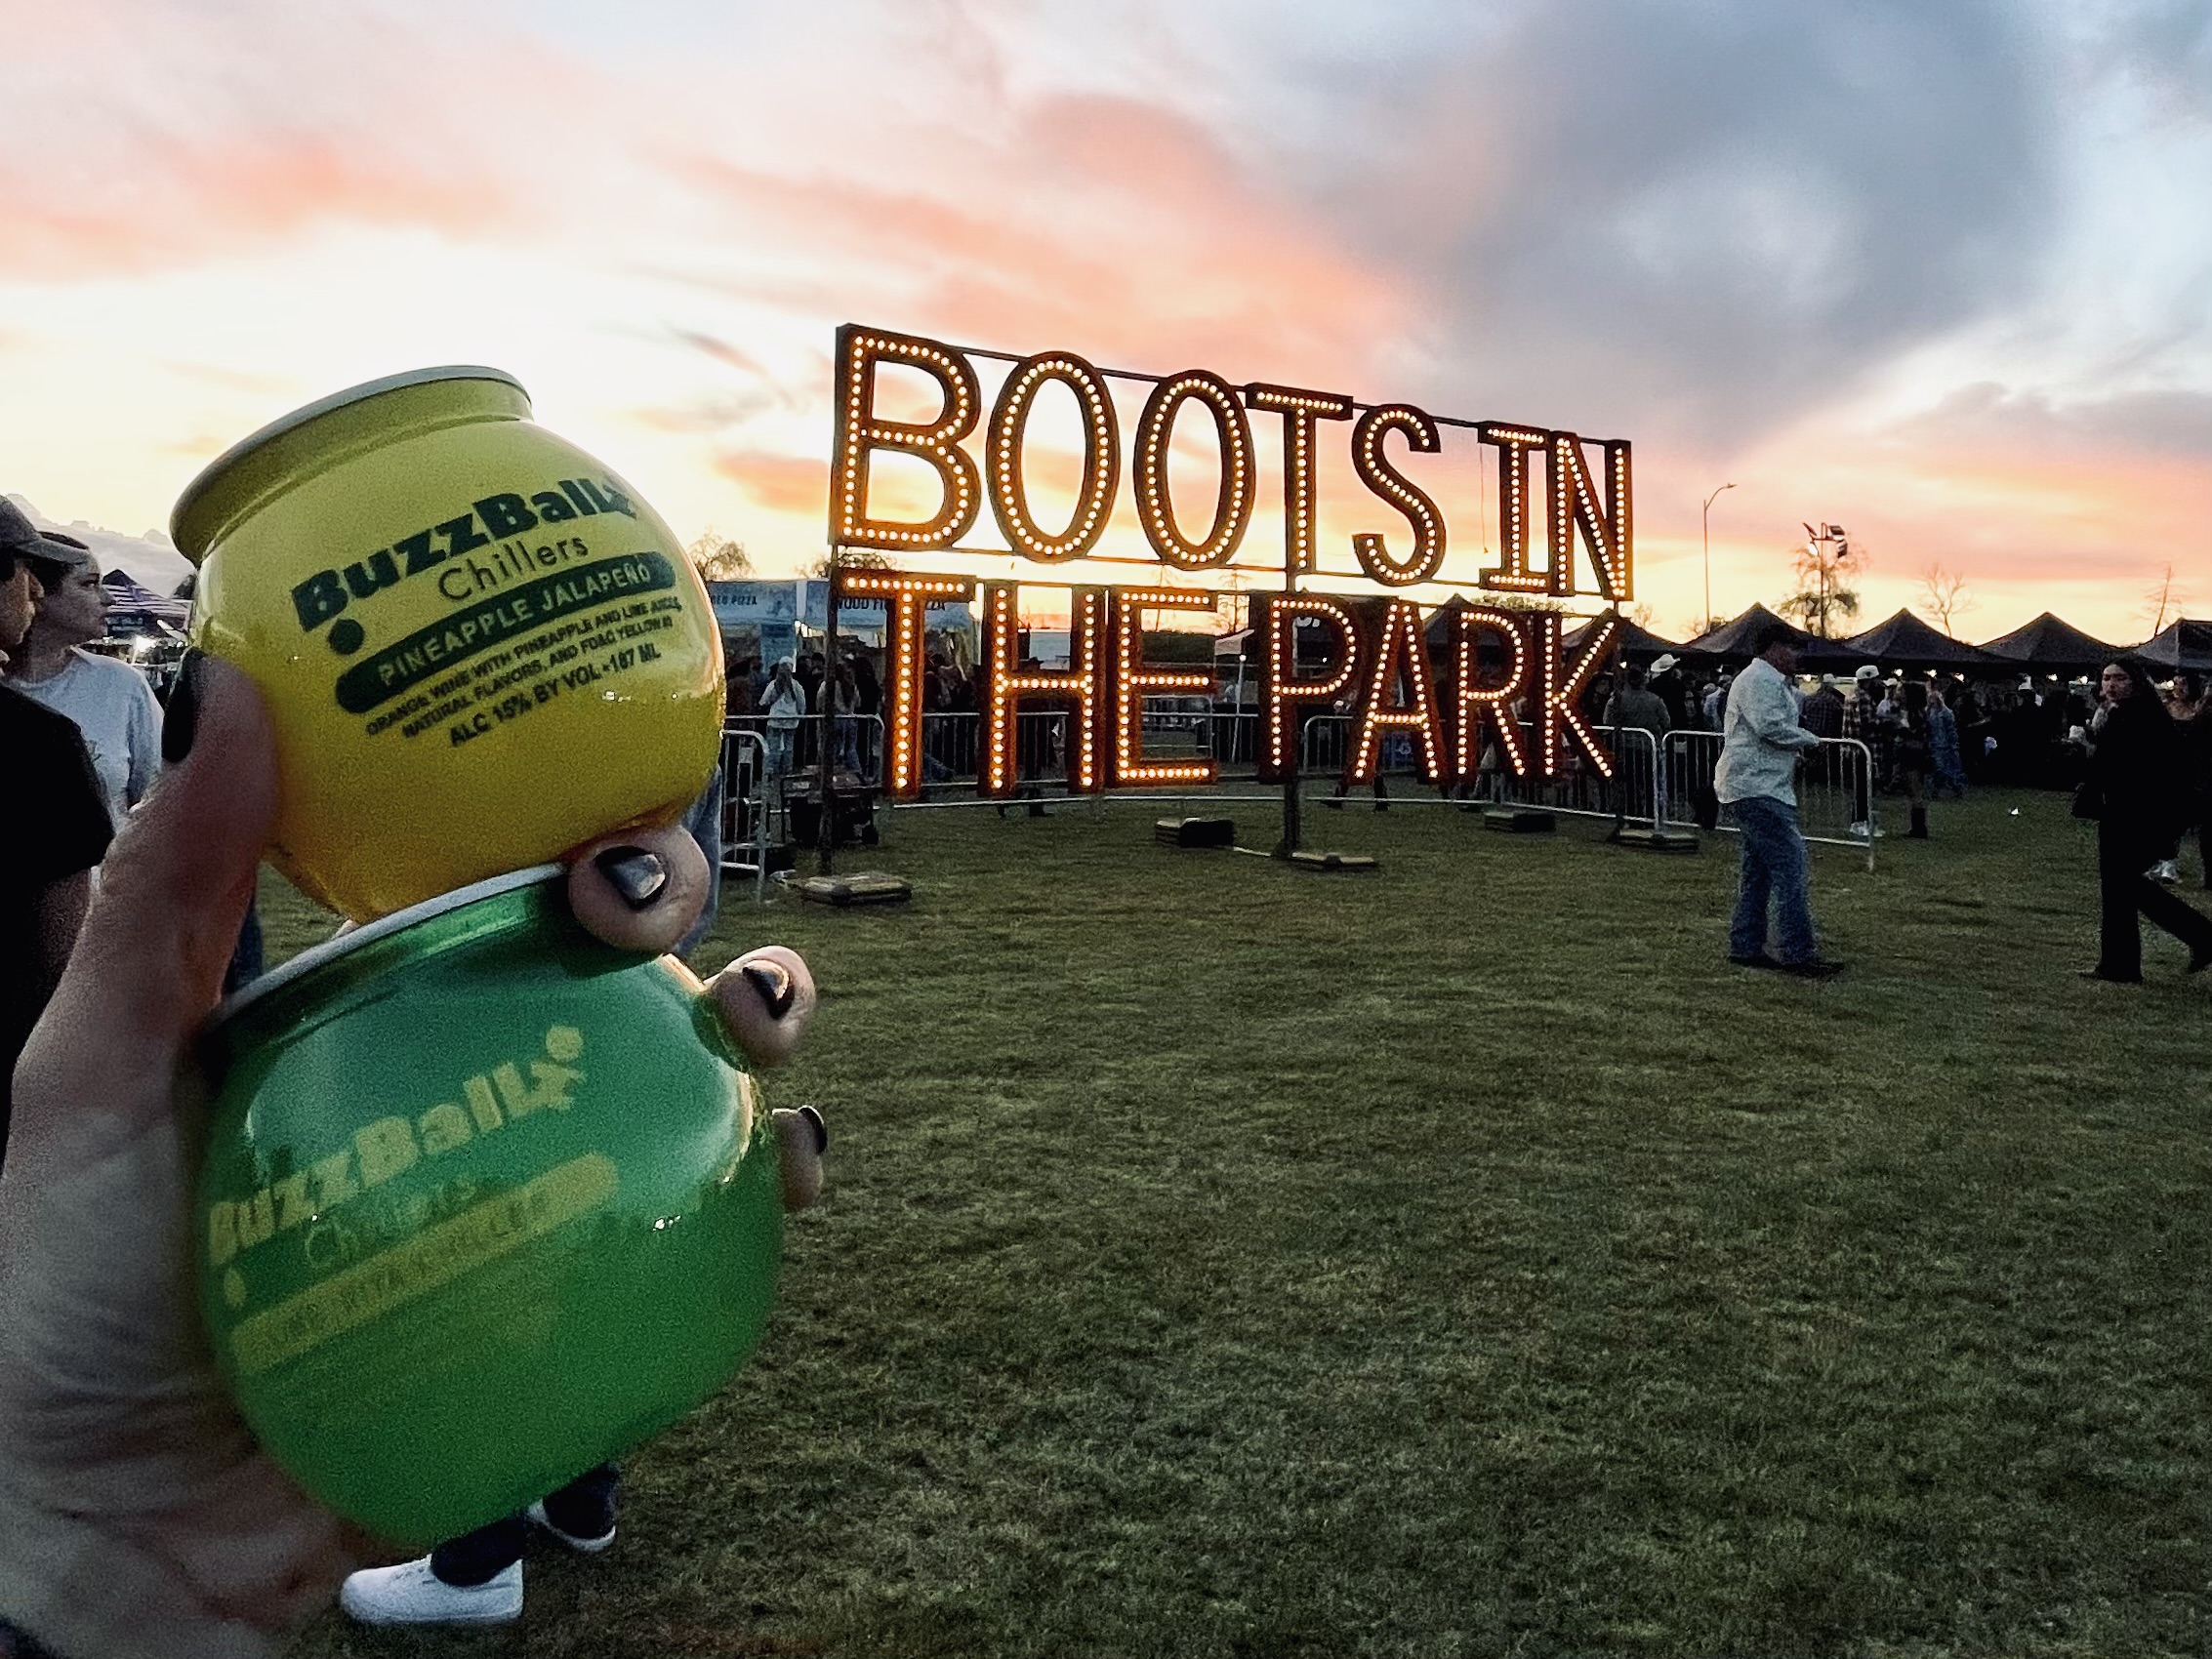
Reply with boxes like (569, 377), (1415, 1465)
(2, 0), (2205, 643)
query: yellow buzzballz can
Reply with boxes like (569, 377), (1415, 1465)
(174, 367), (725, 920)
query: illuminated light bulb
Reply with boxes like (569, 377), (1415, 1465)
(1454, 607), (1533, 780)
(1109, 588), (1221, 789)
(835, 567), (975, 797)
(1244, 383), (1352, 577)
(1349, 403), (1445, 586)
(1523, 612), (1618, 784)
(980, 582), (1107, 795)
(1475, 422), (1552, 594)
(1256, 594), (1362, 783)
(1346, 600), (1448, 785)
(829, 325), (982, 553)
(1133, 372), (1254, 570)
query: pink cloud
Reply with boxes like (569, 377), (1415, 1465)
(712, 449), (829, 518)
(0, 0), (597, 279)
(673, 92), (1413, 393)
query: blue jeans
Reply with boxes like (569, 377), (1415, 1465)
(1729, 794), (1818, 963)
(765, 725), (796, 778)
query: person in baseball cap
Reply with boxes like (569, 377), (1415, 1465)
(0, 498), (51, 570)
(0, 497), (114, 1168)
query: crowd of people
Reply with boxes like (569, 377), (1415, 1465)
(1696, 622), (2212, 981)
(1589, 652), (2212, 862)
(724, 647), (883, 781)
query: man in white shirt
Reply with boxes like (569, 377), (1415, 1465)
(1715, 624), (1842, 976)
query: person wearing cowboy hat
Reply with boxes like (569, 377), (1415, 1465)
(1648, 652), (1690, 731)
(1801, 672), (1846, 741)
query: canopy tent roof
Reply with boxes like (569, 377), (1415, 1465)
(1420, 592), (1480, 646)
(2134, 618), (2212, 673)
(1678, 603), (1812, 659)
(1978, 612), (2127, 674)
(1562, 615), (1683, 660)
(1801, 609), (2002, 671)
(99, 568), (190, 631)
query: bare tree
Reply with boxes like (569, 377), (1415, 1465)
(1778, 524), (1864, 638)
(1920, 563), (1975, 637)
(805, 547), (898, 579)
(686, 531), (753, 581)
(2144, 563), (2185, 635)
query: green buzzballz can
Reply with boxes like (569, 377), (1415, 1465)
(194, 866), (782, 1547)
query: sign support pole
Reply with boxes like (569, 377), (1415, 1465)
(1609, 600), (1626, 839)
(1275, 552), (1301, 858)
(818, 548), (840, 875)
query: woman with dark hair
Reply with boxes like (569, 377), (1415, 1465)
(1897, 681), (1933, 837)
(2079, 661), (2212, 983)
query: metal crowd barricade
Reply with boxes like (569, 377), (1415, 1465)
(715, 724), (774, 904)
(1469, 722), (1663, 831)
(867, 700), (1679, 831)
(893, 703), (1265, 809)
(1660, 730), (1877, 870)
(1208, 707), (1263, 775)
(1273, 714), (1663, 830)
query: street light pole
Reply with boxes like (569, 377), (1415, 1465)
(1700, 482), (1734, 628)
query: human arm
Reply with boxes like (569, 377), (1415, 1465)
(1744, 669), (1823, 752)
(0, 662), (818, 1659)
(123, 668), (164, 811)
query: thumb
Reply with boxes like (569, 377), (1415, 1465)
(19, 654), (277, 1144)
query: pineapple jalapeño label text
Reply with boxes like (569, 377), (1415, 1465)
(285, 477), (691, 749)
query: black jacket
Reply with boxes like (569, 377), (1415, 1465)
(2091, 697), (2186, 837)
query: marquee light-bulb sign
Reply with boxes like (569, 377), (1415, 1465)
(826, 324), (1633, 799)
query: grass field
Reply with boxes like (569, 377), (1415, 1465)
(276, 787), (2211, 1659)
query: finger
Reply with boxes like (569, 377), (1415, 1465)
(704, 946), (815, 1069)
(14, 654), (275, 1156)
(564, 825), (710, 956)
